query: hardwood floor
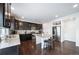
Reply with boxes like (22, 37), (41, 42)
(19, 40), (79, 55)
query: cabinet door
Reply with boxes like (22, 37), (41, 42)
(14, 20), (19, 30)
(0, 4), (4, 27)
(36, 24), (42, 30)
(4, 3), (11, 28)
(0, 46), (19, 55)
(4, 19), (11, 28)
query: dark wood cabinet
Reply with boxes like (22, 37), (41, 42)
(0, 3), (12, 28)
(20, 34), (32, 41)
(3, 3), (11, 28)
(36, 24), (42, 30)
(14, 20), (42, 30)
(0, 45), (19, 55)
(4, 19), (11, 28)
(0, 3), (5, 27)
(14, 20), (19, 30)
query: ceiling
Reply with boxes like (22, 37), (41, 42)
(11, 3), (79, 24)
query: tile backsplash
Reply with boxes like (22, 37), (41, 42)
(0, 27), (9, 36)
(15, 30), (40, 34)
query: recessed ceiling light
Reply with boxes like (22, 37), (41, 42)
(55, 15), (58, 17)
(11, 7), (14, 10)
(73, 4), (78, 8)
(22, 16), (24, 19)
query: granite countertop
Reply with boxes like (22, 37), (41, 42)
(0, 34), (20, 49)
(33, 34), (51, 38)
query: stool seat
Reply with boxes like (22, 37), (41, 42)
(44, 40), (49, 48)
(43, 39), (54, 49)
(44, 40), (49, 42)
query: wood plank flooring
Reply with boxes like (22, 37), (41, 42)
(19, 40), (79, 55)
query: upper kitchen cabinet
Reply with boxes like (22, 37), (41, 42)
(0, 4), (4, 27)
(10, 16), (16, 30)
(14, 20), (42, 30)
(18, 21), (31, 30)
(14, 20), (19, 30)
(0, 3), (13, 28)
(35, 24), (42, 30)
(18, 21), (23, 30)
(31, 23), (42, 30)
(3, 3), (11, 28)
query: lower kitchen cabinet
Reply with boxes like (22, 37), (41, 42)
(19, 34), (32, 41)
(0, 45), (19, 55)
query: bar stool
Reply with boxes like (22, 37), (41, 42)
(44, 40), (49, 48)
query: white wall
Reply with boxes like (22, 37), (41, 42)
(76, 18), (79, 46)
(75, 14), (79, 46)
(61, 18), (76, 42)
(43, 12), (79, 47)
(61, 12), (79, 46)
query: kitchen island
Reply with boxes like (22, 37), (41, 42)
(0, 34), (20, 55)
(33, 34), (51, 49)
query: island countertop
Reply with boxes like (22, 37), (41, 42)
(0, 34), (20, 49)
